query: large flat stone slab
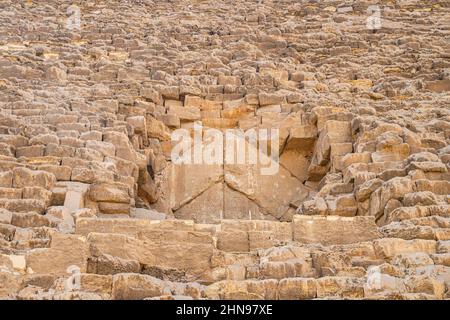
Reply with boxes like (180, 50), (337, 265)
(293, 215), (381, 245)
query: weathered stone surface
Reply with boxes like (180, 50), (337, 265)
(285, 126), (317, 151)
(205, 279), (278, 300)
(88, 230), (214, 281)
(225, 161), (309, 220)
(278, 278), (317, 299)
(0, 0), (448, 301)
(26, 234), (89, 274)
(0, 270), (21, 299)
(168, 163), (223, 213)
(87, 254), (140, 275)
(373, 239), (437, 259)
(174, 182), (223, 223)
(111, 274), (170, 300)
(89, 183), (130, 203)
(293, 216), (381, 246)
(13, 167), (56, 189)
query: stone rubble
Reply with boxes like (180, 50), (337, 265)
(0, 0), (449, 300)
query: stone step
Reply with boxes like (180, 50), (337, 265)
(386, 205), (450, 223)
(0, 0), (449, 301)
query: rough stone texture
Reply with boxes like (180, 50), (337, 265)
(0, 0), (449, 300)
(293, 215), (381, 246)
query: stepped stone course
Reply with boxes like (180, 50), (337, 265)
(0, 0), (449, 300)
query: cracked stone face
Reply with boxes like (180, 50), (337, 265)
(0, 0), (449, 301)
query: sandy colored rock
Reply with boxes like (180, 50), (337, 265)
(0, 0), (448, 301)
(293, 215), (381, 246)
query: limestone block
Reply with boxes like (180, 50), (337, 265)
(16, 145), (45, 157)
(2, 199), (46, 214)
(168, 163), (222, 212)
(258, 92), (284, 106)
(13, 167), (56, 189)
(185, 96), (222, 110)
(278, 278), (317, 299)
(79, 274), (113, 296)
(22, 187), (52, 206)
(89, 182), (130, 203)
(37, 165), (72, 181)
(293, 215), (381, 245)
(173, 182), (223, 223)
(0, 270), (21, 299)
(223, 185), (261, 220)
(26, 233), (89, 274)
(355, 178), (383, 202)
(29, 134), (59, 146)
(146, 116), (171, 141)
(98, 202), (130, 215)
(224, 138), (309, 219)
(326, 194), (357, 217)
(372, 144), (410, 162)
(111, 274), (170, 300)
(87, 254), (140, 275)
(0, 187), (22, 199)
(387, 205), (450, 223)
(316, 276), (364, 298)
(217, 230), (249, 252)
(167, 106), (201, 121)
(373, 238), (437, 259)
(285, 125), (317, 151)
(141, 87), (162, 104)
(88, 231), (213, 280)
(85, 140), (116, 157)
(205, 279), (278, 300)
